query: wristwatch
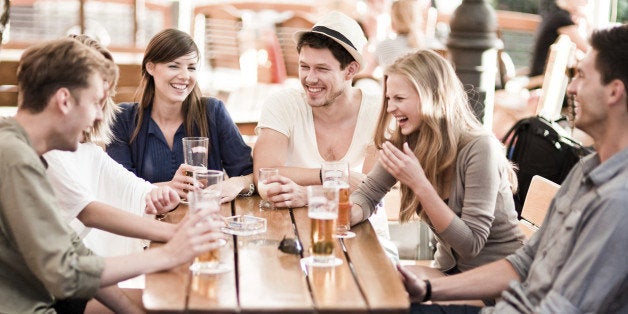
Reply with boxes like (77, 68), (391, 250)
(239, 183), (255, 197)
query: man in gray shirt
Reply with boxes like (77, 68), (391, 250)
(397, 24), (628, 313)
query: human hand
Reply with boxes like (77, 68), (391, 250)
(167, 164), (196, 198)
(397, 264), (428, 303)
(145, 186), (181, 215)
(380, 142), (428, 193)
(264, 175), (307, 208)
(216, 177), (244, 203)
(161, 208), (225, 265)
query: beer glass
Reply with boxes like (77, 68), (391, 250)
(182, 137), (209, 202)
(189, 170), (230, 274)
(258, 168), (279, 210)
(193, 169), (224, 194)
(321, 161), (353, 238)
(307, 185), (339, 266)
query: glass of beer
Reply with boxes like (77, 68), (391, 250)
(307, 185), (339, 266)
(182, 137), (209, 202)
(258, 168), (279, 210)
(321, 161), (354, 238)
(188, 172), (230, 275)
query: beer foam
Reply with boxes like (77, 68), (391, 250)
(308, 211), (337, 220)
(192, 146), (207, 153)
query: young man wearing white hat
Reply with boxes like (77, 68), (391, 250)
(253, 11), (394, 251)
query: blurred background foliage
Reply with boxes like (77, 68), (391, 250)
(491, 0), (627, 22)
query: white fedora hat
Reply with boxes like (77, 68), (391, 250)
(293, 11), (367, 71)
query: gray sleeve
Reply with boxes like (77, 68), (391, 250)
(438, 137), (501, 258)
(350, 162), (397, 223)
(503, 194), (628, 313)
(537, 195), (628, 313)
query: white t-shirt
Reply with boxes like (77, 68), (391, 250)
(256, 87), (382, 171)
(45, 142), (155, 256)
(256, 88), (394, 245)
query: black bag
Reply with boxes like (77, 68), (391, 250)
(502, 116), (593, 218)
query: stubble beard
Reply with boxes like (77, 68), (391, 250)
(309, 86), (345, 108)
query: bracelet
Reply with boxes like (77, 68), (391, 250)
(422, 279), (432, 302)
(238, 183), (255, 197)
(319, 168), (323, 184)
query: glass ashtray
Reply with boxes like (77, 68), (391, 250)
(221, 215), (267, 236)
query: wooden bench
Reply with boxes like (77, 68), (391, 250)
(0, 59), (141, 105)
(0, 59), (19, 106)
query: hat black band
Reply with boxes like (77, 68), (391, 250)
(311, 25), (356, 51)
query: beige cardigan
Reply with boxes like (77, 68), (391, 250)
(351, 135), (525, 271)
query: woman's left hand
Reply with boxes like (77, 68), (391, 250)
(380, 142), (428, 192)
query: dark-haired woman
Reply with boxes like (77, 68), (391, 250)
(107, 29), (254, 202)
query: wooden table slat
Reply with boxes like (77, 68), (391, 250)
(144, 196), (410, 313)
(343, 222), (410, 313)
(293, 208), (368, 312)
(144, 202), (239, 312)
(234, 199), (314, 312)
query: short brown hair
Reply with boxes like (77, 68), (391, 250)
(590, 24), (628, 99)
(297, 32), (356, 70)
(17, 38), (118, 113)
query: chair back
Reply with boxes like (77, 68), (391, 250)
(0, 60), (19, 106)
(518, 175), (560, 239)
(535, 34), (576, 120)
(202, 5), (243, 70)
(275, 13), (314, 78)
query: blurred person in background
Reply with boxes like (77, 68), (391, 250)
(529, 0), (591, 77)
(0, 38), (223, 313)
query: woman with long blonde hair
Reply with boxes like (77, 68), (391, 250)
(351, 50), (524, 275)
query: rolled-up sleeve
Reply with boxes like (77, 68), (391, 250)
(3, 160), (104, 299)
(438, 137), (499, 258)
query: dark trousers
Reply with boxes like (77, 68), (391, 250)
(52, 298), (88, 314)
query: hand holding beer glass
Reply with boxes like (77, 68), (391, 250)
(182, 137), (209, 203)
(321, 161), (354, 238)
(258, 168), (279, 210)
(189, 169), (231, 274)
(305, 185), (341, 267)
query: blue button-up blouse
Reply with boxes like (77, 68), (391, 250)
(106, 97), (253, 183)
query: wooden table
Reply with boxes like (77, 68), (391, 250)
(144, 196), (410, 313)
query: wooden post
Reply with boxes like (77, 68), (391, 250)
(446, 0), (501, 127)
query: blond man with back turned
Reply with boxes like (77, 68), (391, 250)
(0, 38), (223, 313)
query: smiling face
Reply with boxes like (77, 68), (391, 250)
(298, 46), (350, 108)
(59, 73), (106, 151)
(146, 51), (198, 105)
(567, 50), (608, 135)
(385, 73), (421, 135)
